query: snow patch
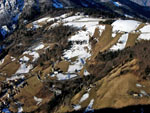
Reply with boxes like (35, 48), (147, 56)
(110, 34), (128, 51)
(2, 25), (10, 32)
(24, 51), (39, 62)
(30, 13), (72, 30)
(84, 70), (90, 76)
(80, 93), (89, 103)
(63, 15), (83, 22)
(124, 14), (133, 18)
(140, 24), (150, 33)
(140, 90), (148, 96)
(37, 17), (49, 23)
(68, 63), (83, 73)
(20, 56), (29, 62)
(136, 84), (142, 87)
(33, 44), (45, 51)
(138, 24), (150, 40)
(73, 104), (81, 111)
(112, 20), (141, 32)
(112, 33), (117, 38)
(6, 75), (24, 81)
(18, 106), (23, 113)
(112, 1), (122, 7)
(0, 58), (4, 65)
(11, 56), (16, 61)
(34, 96), (42, 105)
(51, 73), (77, 80)
(16, 63), (33, 74)
(84, 99), (94, 112)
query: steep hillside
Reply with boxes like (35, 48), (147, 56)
(0, 9), (150, 113)
(1, 0), (150, 41)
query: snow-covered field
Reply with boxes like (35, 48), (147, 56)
(112, 20), (141, 32)
(138, 24), (150, 40)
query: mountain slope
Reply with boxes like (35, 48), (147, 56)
(1, 0), (150, 40)
(0, 10), (150, 112)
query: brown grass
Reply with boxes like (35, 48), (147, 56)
(91, 25), (113, 59)
(125, 33), (140, 48)
(93, 69), (150, 109)
(0, 55), (12, 69)
(101, 33), (123, 52)
(14, 75), (44, 112)
(55, 61), (70, 72)
(93, 27), (100, 39)
(136, 23), (146, 30)
(26, 23), (33, 29)
(0, 61), (20, 76)
(0, 55), (20, 77)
